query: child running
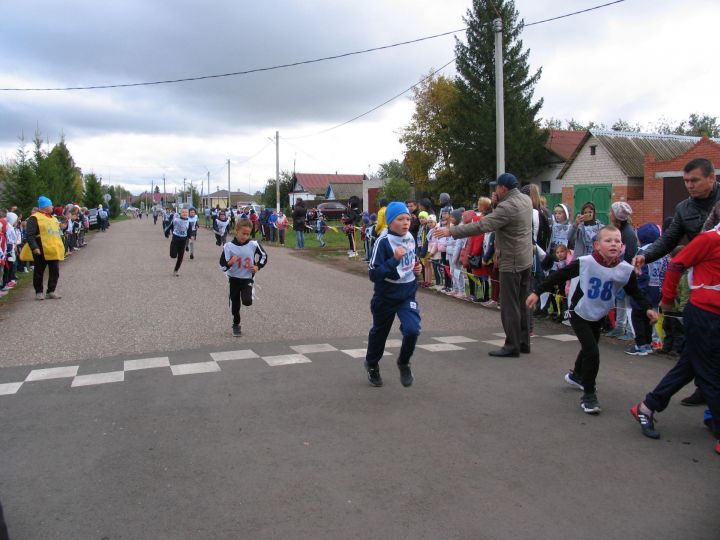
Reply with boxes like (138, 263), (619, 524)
(219, 218), (268, 337)
(213, 210), (230, 246)
(166, 207), (190, 276)
(186, 207), (199, 260)
(526, 226), (657, 414)
(365, 202), (423, 388)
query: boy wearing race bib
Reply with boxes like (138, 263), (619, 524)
(219, 218), (268, 337)
(527, 226), (657, 414)
(365, 202), (423, 388)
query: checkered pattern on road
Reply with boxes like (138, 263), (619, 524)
(0, 333), (577, 397)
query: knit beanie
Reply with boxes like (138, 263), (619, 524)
(385, 201), (410, 226)
(38, 195), (52, 209)
(418, 211), (429, 219)
(450, 209), (464, 224)
(611, 201), (632, 222)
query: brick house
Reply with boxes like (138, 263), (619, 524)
(558, 129), (720, 225)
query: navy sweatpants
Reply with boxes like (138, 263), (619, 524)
(644, 303), (720, 438)
(366, 295), (421, 367)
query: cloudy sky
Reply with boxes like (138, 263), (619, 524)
(1, 0), (718, 196)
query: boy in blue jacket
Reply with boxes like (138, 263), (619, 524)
(365, 202), (423, 387)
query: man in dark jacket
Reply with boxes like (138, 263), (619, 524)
(292, 199), (307, 249)
(634, 158), (719, 269)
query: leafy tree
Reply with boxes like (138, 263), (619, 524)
(261, 171), (293, 210)
(611, 119), (642, 133)
(107, 186), (121, 218)
(451, 0), (548, 199)
(379, 177), (412, 203)
(374, 159), (413, 183)
(83, 173), (103, 208)
(400, 73), (460, 193)
(686, 113), (720, 138)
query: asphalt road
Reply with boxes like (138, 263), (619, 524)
(0, 218), (717, 539)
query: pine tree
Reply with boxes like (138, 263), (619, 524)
(47, 138), (82, 205)
(83, 173), (103, 208)
(107, 186), (121, 218)
(452, 0), (547, 196)
(0, 140), (39, 215)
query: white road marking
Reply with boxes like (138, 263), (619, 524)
(124, 357), (170, 371)
(290, 344), (338, 354)
(210, 350), (260, 362)
(170, 362), (222, 376)
(384, 339), (403, 348)
(432, 336), (477, 344)
(493, 333), (506, 338)
(262, 354), (312, 366)
(25, 366), (79, 382)
(543, 334), (578, 342)
(341, 349), (390, 359)
(0, 382), (23, 396)
(482, 339), (507, 347)
(416, 343), (465, 352)
(71, 371), (125, 387)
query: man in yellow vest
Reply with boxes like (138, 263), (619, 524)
(26, 196), (65, 300)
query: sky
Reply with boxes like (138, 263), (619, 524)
(1, 0), (718, 196)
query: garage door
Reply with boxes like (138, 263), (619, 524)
(574, 184), (611, 225)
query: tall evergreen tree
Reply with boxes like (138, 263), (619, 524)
(47, 138), (82, 204)
(452, 0), (547, 197)
(83, 173), (104, 208)
(107, 185), (121, 218)
(0, 140), (39, 215)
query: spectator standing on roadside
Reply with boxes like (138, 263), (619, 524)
(374, 198), (388, 236)
(292, 199), (307, 249)
(435, 173), (532, 357)
(26, 196), (65, 300)
(276, 210), (288, 246)
(569, 202), (603, 257)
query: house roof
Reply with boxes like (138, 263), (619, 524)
(207, 190), (257, 200)
(545, 129), (587, 161)
(293, 172), (366, 195)
(559, 129), (715, 178)
(327, 183), (363, 200)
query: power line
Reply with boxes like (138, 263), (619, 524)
(284, 59), (456, 140)
(284, 1), (627, 140)
(0, 1), (625, 92)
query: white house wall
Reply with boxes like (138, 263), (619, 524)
(562, 136), (628, 187)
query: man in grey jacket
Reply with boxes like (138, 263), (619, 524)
(435, 173), (533, 357)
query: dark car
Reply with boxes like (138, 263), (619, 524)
(315, 201), (346, 221)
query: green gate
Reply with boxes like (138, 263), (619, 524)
(544, 193), (563, 213)
(573, 184), (611, 225)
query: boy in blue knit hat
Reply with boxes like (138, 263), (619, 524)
(365, 201), (423, 387)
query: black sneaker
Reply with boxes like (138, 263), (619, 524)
(631, 403), (660, 439)
(232, 324), (242, 337)
(581, 393), (601, 414)
(680, 388), (706, 406)
(399, 364), (414, 387)
(364, 362), (383, 387)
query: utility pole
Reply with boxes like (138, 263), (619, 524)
(207, 170), (210, 211)
(494, 18), (505, 177)
(163, 174), (166, 207)
(275, 130), (280, 213)
(183, 178), (186, 205)
(227, 159), (231, 209)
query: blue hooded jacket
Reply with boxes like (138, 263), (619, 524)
(632, 223), (667, 308)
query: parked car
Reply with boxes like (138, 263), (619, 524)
(316, 201), (346, 221)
